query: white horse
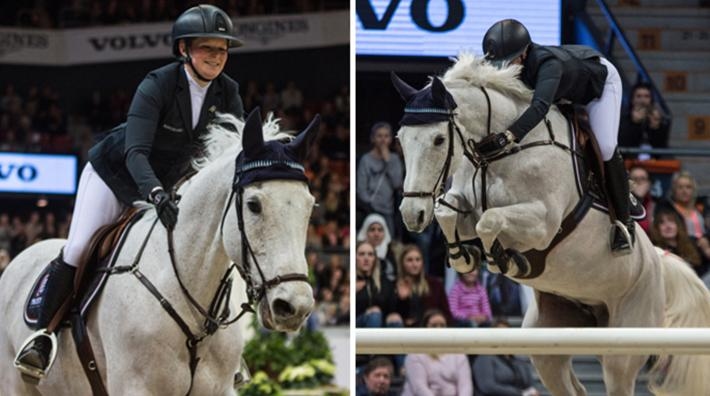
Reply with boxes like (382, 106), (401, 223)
(0, 109), (318, 395)
(393, 54), (710, 396)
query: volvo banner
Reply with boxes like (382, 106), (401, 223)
(0, 10), (348, 65)
(356, 0), (560, 57)
(0, 153), (77, 195)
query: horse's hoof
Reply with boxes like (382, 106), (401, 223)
(507, 248), (531, 278)
(449, 244), (481, 274)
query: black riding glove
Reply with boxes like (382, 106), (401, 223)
(150, 188), (179, 230)
(477, 130), (517, 160)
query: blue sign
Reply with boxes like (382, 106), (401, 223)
(0, 152), (77, 195)
(357, 0), (561, 57)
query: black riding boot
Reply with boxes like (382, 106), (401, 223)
(604, 151), (635, 255)
(15, 255), (75, 380)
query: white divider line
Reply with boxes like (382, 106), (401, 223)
(356, 328), (710, 355)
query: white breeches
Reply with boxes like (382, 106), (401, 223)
(586, 57), (622, 161)
(63, 163), (126, 267)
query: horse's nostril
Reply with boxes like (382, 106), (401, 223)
(417, 210), (425, 225)
(272, 298), (296, 317)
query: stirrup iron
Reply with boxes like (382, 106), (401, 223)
(14, 329), (59, 384)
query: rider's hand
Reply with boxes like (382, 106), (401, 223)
(149, 187), (179, 230)
(477, 130), (516, 159)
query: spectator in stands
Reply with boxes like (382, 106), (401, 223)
(485, 269), (523, 318)
(14, 4), (246, 375)
(356, 241), (398, 328)
(618, 82), (670, 159)
(261, 82), (280, 113)
(356, 356), (397, 396)
(473, 319), (540, 396)
(0, 248), (10, 278)
(242, 81), (262, 111)
(10, 216), (27, 258)
(0, 213), (11, 252)
(401, 309), (473, 396)
(667, 171), (706, 240)
(357, 213), (398, 283)
(650, 207), (702, 270)
(356, 122), (403, 235)
(394, 244), (452, 327)
(629, 165), (656, 234)
(447, 268), (493, 327)
(280, 81), (304, 110)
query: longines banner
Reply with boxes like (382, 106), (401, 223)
(356, 0), (560, 57)
(0, 153), (77, 195)
(0, 11), (348, 65)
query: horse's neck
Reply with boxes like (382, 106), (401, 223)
(170, 156), (232, 304)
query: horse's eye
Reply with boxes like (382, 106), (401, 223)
(434, 135), (445, 146)
(246, 200), (262, 214)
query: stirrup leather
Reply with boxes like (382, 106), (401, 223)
(14, 330), (58, 383)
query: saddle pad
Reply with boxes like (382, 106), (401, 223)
(23, 210), (146, 328)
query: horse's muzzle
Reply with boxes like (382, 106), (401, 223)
(261, 283), (314, 332)
(400, 198), (434, 232)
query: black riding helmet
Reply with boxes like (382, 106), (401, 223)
(482, 19), (531, 67)
(171, 4), (243, 58)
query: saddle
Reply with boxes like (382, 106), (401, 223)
(24, 208), (145, 329)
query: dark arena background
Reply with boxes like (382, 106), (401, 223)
(355, 0), (710, 395)
(0, 0), (350, 391)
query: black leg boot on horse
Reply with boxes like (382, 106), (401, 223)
(14, 254), (75, 382)
(604, 151), (635, 255)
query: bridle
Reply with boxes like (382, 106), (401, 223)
(103, 158), (310, 395)
(400, 86), (492, 208)
(220, 157), (311, 307)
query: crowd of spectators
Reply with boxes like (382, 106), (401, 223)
(1, 0), (349, 28)
(0, 84), (72, 154)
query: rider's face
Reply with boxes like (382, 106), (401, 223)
(182, 37), (229, 81)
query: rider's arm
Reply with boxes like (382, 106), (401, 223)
(508, 58), (562, 141)
(124, 76), (164, 200)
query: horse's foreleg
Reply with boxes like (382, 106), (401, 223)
(476, 201), (553, 275)
(434, 190), (479, 273)
(476, 201), (551, 252)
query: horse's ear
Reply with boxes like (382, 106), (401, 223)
(287, 114), (320, 161)
(431, 77), (457, 110)
(391, 72), (417, 102)
(431, 77), (448, 107)
(242, 107), (264, 156)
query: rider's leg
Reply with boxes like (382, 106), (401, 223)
(586, 58), (634, 254)
(16, 162), (125, 375)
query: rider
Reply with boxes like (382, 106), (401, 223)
(16, 4), (245, 377)
(478, 19), (635, 255)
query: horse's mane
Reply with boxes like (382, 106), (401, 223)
(441, 52), (533, 102)
(191, 112), (294, 170)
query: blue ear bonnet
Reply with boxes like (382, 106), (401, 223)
(233, 107), (318, 189)
(234, 140), (307, 188)
(392, 73), (457, 126)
